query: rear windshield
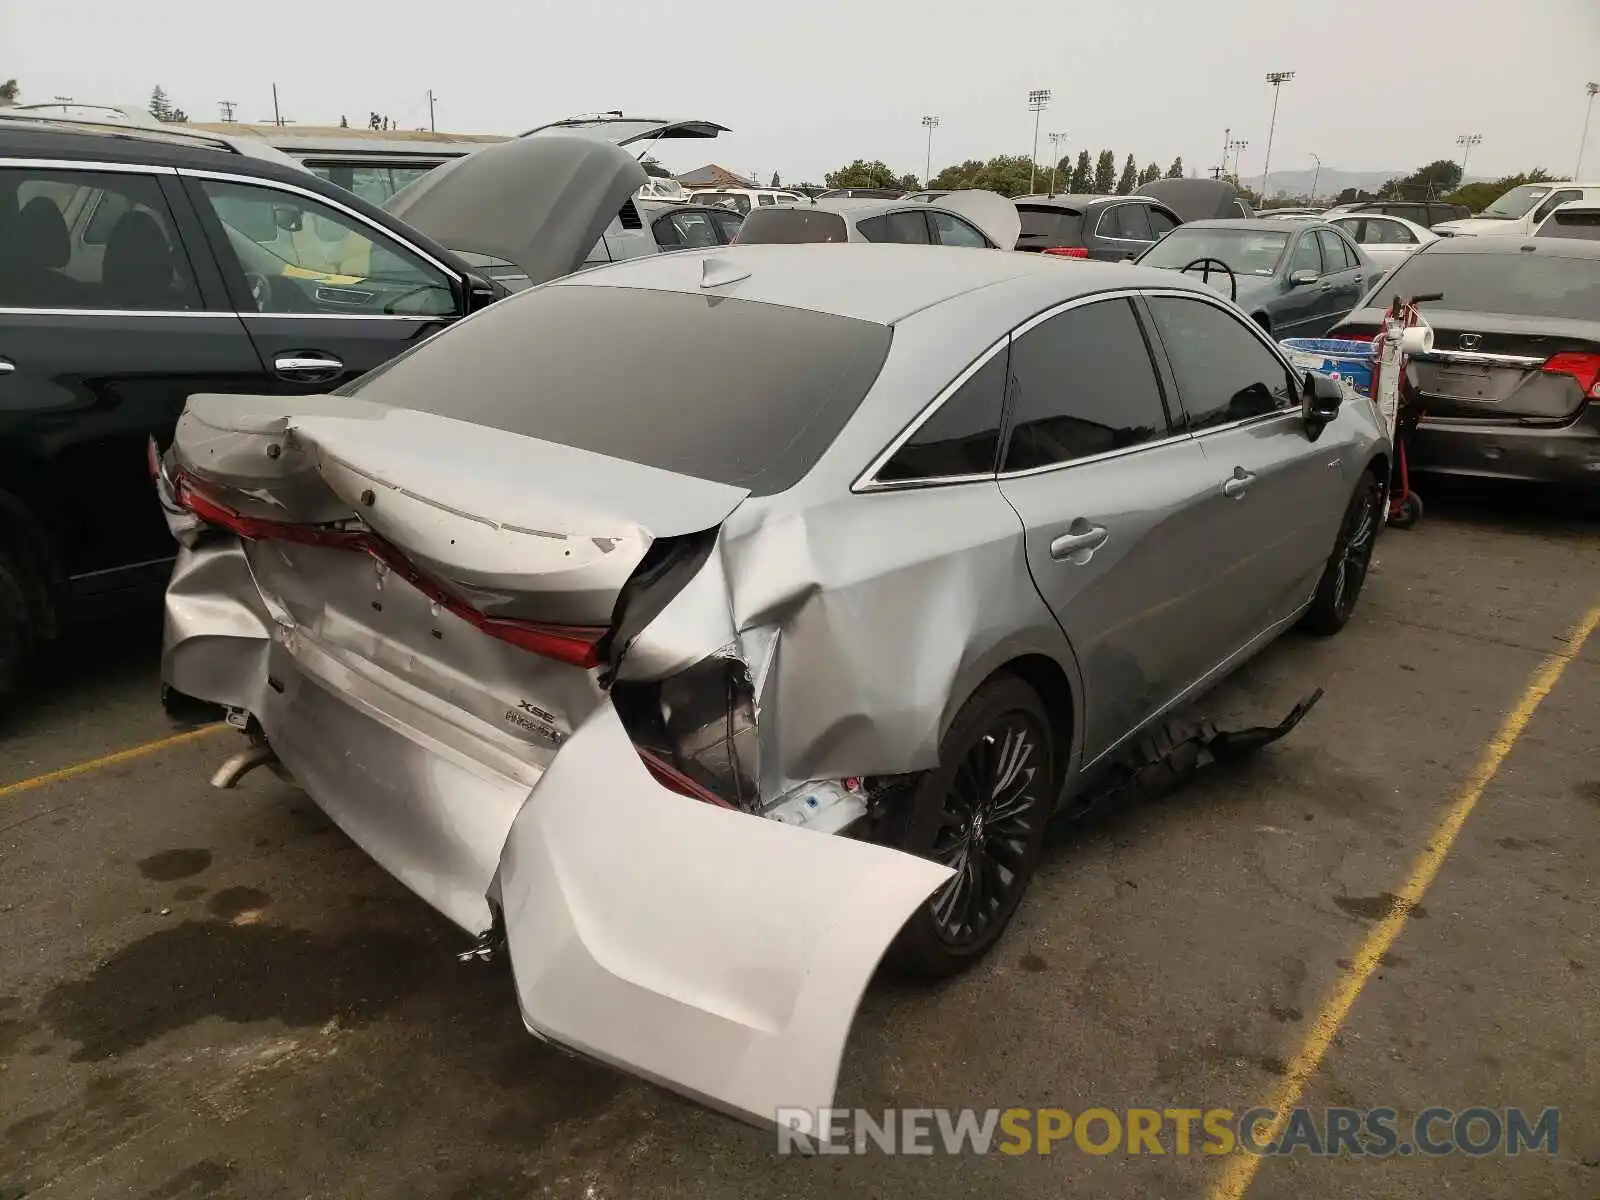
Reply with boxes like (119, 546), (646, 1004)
(339, 284), (892, 495)
(1375, 250), (1600, 320)
(1014, 205), (1085, 249)
(1540, 210), (1600, 240)
(735, 207), (849, 244)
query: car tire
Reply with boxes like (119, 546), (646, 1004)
(1300, 468), (1384, 636)
(883, 674), (1055, 979)
(0, 544), (40, 708)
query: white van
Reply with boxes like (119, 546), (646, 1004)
(1433, 181), (1600, 237)
(688, 188), (806, 214)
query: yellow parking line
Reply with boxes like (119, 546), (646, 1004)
(0, 724), (228, 802)
(1209, 598), (1600, 1200)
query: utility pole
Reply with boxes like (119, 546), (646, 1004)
(1220, 127), (1230, 179)
(1229, 138), (1248, 180)
(1027, 89), (1052, 194)
(921, 115), (940, 187)
(271, 83), (282, 127)
(1260, 70), (1295, 199)
(1309, 152), (1321, 203)
(1047, 131), (1067, 195)
(427, 88), (437, 133)
(1455, 133), (1482, 180)
(1578, 83), (1599, 179)
(218, 99), (237, 123)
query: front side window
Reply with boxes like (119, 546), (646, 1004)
(1289, 232), (1322, 276)
(877, 348), (1007, 482)
(929, 211), (989, 248)
(1316, 229), (1353, 271)
(1002, 298), (1171, 472)
(1146, 296), (1298, 431)
(667, 210), (720, 248)
(1532, 189), (1583, 225)
(1148, 207), (1178, 236)
(709, 210), (744, 242)
(0, 167), (199, 311)
(195, 178), (457, 317)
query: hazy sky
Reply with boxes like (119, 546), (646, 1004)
(6, 0), (1599, 185)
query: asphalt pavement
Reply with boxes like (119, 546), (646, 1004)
(1, 480), (1596, 1200)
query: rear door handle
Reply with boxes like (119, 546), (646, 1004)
(274, 352), (345, 383)
(1050, 523), (1109, 562)
(1222, 467), (1256, 498)
(0, 357), (13, 375)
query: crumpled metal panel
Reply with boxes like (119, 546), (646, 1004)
(161, 540), (272, 715)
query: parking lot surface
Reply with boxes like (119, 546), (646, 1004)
(2, 482), (1597, 1200)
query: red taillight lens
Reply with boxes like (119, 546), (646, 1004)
(1334, 328), (1378, 343)
(174, 473), (605, 668)
(635, 746), (736, 808)
(1043, 246), (1090, 258)
(1542, 352), (1600, 399)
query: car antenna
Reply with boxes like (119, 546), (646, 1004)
(700, 256), (752, 288)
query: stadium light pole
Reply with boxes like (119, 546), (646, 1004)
(1259, 70), (1295, 198)
(1578, 83), (1599, 179)
(1455, 133), (1482, 179)
(1047, 131), (1068, 195)
(1309, 152), (1322, 203)
(1229, 138), (1248, 180)
(921, 115), (940, 188)
(1027, 89), (1052, 194)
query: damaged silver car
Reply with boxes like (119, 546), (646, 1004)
(158, 243), (1390, 1129)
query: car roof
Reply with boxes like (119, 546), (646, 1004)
(805, 196), (929, 215)
(1414, 234), (1600, 258)
(1178, 218), (1314, 232)
(552, 241), (1214, 325)
(1015, 193), (1116, 208)
(0, 121), (328, 189)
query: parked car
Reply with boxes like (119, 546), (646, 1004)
(1136, 219), (1379, 337)
(159, 241), (1387, 1130)
(687, 187), (806, 214)
(1331, 237), (1600, 487)
(734, 192), (1020, 250)
(1431, 182), (1600, 238)
(0, 119), (650, 701)
(1139, 178), (1253, 222)
(1258, 207), (1323, 221)
(639, 200), (743, 250)
(1323, 199), (1470, 230)
(1011, 194), (1182, 260)
(817, 187), (905, 199)
(1534, 199), (1600, 241)
(900, 190), (950, 203)
(1327, 212), (1437, 271)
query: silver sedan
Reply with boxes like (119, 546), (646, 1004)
(158, 243), (1390, 1131)
(1326, 211), (1438, 272)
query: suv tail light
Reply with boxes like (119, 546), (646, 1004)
(173, 473), (605, 668)
(1542, 352), (1600, 399)
(1043, 246), (1090, 259)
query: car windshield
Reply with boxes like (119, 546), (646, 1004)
(1138, 227), (1289, 275)
(1375, 250), (1600, 321)
(1479, 185), (1552, 220)
(339, 285), (893, 495)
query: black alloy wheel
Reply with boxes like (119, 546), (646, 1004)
(1302, 469), (1384, 635)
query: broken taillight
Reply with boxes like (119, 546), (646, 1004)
(173, 473), (606, 669)
(1542, 352), (1600, 400)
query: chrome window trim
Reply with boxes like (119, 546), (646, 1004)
(1093, 202), (1149, 243)
(997, 429), (1194, 479)
(177, 166), (464, 284)
(242, 311), (448, 323)
(0, 306), (229, 318)
(0, 157), (175, 176)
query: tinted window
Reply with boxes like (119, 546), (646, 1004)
(197, 179), (457, 317)
(929, 211), (990, 248)
(668, 210), (720, 248)
(757, 194), (775, 206)
(1375, 249), (1600, 320)
(1148, 207), (1177, 236)
(858, 211), (930, 244)
(1532, 189), (1583, 225)
(709, 210), (744, 242)
(1289, 233), (1322, 276)
(735, 207), (848, 244)
(1539, 209), (1600, 240)
(1147, 297), (1298, 430)
(1316, 230), (1352, 271)
(1357, 218), (1415, 245)
(0, 167), (199, 311)
(1002, 299), (1170, 471)
(877, 349), (1006, 481)
(1015, 204), (1085, 250)
(652, 214), (683, 248)
(342, 286), (893, 496)
(1103, 204), (1153, 240)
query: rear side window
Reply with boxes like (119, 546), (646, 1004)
(342, 285), (894, 496)
(1102, 204), (1153, 240)
(735, 207), (848, 244)
(876, 348), (1007, 482)
(1002, 298), (1171, 472)
(1148, 207), (1177, 236)
(1375, 250), (1600, 320)
(1015, 205), (1085, 250)
(1146, 296), (1298, 430)
(858, 211), (930, 244)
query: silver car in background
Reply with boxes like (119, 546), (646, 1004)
(158, 244), (1389, 1130)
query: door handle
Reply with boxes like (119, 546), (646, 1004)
(1222, 467), (1256, 498)
(1049, 523), (1109, 562)
(274, 352), (345, 382)
(0, 357), (13, 375)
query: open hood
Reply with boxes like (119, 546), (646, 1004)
(385, 135), (647, 288)
(519, 114), (731, 147)
(936, 190), (1022, 251)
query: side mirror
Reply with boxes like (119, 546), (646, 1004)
(1302, 371), (1343, 435)
(1288, 268), (1318, 287)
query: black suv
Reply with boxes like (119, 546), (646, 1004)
(0, 118), (646, 700)
(1011, 194), (1183, 261)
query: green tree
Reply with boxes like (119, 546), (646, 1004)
(930, 159), (984, 190)
(0, 79), (18, 106)
(1139, 162), (1162, 186)
(824, 159), (902, 189)
(1045, 154), (1074, 194)
(1381, 159), (1464, 201)
(1115, 154), (1138, 195)
(1447, 169), (1554, 213)
(1093, 150), (1117, 194)
(1166, 156), (1184, 179)
(149, 85), (172, 121)
(897, 172), (921, 191)
(770, 170), (782, 188)
(1070, 150), (1093, 192)
(339, 114), (349, 128)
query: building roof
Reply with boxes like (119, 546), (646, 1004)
(677, 163), (755, 189)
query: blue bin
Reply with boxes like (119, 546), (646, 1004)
(1279, 337), (1376, 400)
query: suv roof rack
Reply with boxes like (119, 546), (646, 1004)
(0, 104), (243, 155)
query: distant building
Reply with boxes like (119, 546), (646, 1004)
(677, 164), (756, 190)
